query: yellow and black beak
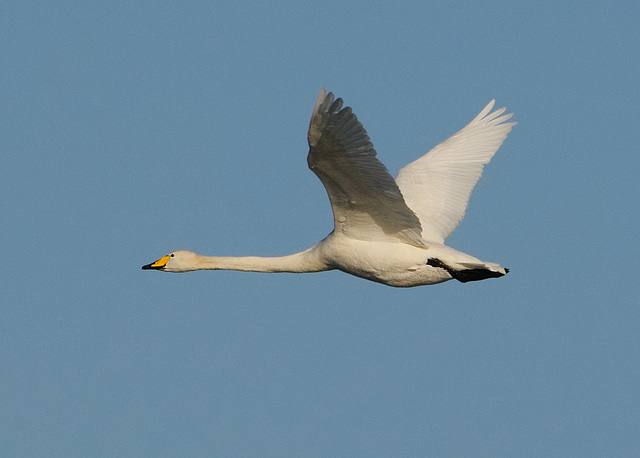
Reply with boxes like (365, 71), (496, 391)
(142, 255), (171, 270)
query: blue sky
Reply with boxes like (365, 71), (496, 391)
(1, 1), (638, 456)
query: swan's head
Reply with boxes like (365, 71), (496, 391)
(142, 250), (199, 272)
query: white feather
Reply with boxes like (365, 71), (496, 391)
(396, 100), (516, 243)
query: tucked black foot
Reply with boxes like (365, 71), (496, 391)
(427, 258), (507, 283)
(449, 268), (506, 283)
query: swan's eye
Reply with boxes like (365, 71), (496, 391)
(170, 253), (175, 257)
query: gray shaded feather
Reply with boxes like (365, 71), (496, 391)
(307, 89), (424, 246)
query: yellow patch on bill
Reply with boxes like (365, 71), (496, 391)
(150, 255), (171, 268)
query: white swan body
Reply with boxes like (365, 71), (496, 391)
(143, 89), (515, 287)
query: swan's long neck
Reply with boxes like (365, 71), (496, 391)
(193, 247), (330, 273)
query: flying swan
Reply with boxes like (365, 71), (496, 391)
(143, 89), (515, 287)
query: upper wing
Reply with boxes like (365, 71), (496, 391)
(395, 100), (516, 244)
(307, 89), (424, 246)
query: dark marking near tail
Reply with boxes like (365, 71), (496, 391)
(427, 258), (507, 283)
(426, 258), (449, 270)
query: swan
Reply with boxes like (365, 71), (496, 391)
(143, 89), (515, 287)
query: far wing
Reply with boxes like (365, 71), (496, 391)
(307, 89), (424, 246)
(395, 100), (516, 244)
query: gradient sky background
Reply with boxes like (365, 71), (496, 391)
(2, 1), (639, 456)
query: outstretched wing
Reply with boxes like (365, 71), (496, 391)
(307, 89), (424, 246)
(395, 100), (516, 243)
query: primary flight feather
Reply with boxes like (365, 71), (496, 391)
(143, 89), (515, 287)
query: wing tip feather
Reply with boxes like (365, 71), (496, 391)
(308, 88), (332, 146)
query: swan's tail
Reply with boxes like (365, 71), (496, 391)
(427, 258), (508, 283)
(451, 262), (508, 283)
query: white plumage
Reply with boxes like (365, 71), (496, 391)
(396, 100), (514, 243)
(143, 89), (515, 287)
